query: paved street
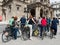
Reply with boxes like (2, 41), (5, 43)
(0, 24), (60, 45)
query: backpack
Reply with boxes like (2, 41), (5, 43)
(32, 28), (39, 36)
(9, 18), (14, 26)
(41, 19), (47, 26)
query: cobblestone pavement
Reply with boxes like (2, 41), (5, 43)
(0, 25), (60, 45)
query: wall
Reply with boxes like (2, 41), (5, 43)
(6, 1), (28, 21)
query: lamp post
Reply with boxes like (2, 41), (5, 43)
(24, 5), (28, 19)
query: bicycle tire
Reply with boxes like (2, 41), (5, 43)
(2, 33), (9, 42)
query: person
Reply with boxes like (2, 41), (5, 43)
(20, 15), (26, 28)
(9, 16), (14, 26)
(38, 17), (42, 30)
(51, 17), (59, 36)
(9, 16), (14, 37)
(26, 18), (32, 40)
(38, 17), (42, 37)
(40, 17), (47, 37)
(12, 16), (19, 39)
(46, 17), (51, 32)
(33, 17), (38, 24)
(28, 15), (36, 30)
(20, 15), (26, 39)
(56, 18), (59, 25)
(28, 15), (37, 38)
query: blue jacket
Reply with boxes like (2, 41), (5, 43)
(20, 17), (26, 25)
(51, 19), (58, 29)
(47, 18), (51, 25)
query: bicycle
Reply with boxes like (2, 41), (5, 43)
(2, 25), (12, 42)
(50, 29), (54, 39)
(2, 24), (20, 42)
(20, 24), (30, 40)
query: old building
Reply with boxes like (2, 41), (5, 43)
(51, 2), (60, 19)
(1, 0), (54, 21)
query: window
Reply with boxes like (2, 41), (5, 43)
(17, 7), (19, 11)
(59, 5), (60, 8)
(33, 0), (36, 3)
(44, 0), (47, 2)
(59, 9), (60, 12)
(24, 8), (27, 12)
(56, 14), (59, 17)
(16, 5), (21, 11)
(23, 0), (25, 2)
(40, 0), (43, 2)
(56, 10), (57, 12)
(20, 0), (25, 2)
(48, 0), (50, 3)
(3, 0), (8, 3)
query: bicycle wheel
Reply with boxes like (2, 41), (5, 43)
(50, 31), (53, 39)
(41, 31), (44, 40)
(22, 32), (28, 40)
(2, 33), (9, 42)
(2, 32), (11, 42)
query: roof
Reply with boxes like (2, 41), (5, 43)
(27, 2), (53, 9)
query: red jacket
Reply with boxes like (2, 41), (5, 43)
(41, 18), (47, 26)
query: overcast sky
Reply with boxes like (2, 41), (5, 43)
(50, 0), (60, 3)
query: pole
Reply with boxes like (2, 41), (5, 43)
(27, 8), (28, 19)
(27, 12), (28, 19)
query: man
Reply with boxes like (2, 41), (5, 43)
(9, 16), (14, 26)
(9, 16), (14, 37)
(51, 17), (58, 36)
(40, 17), (47, 37)
(20, 15), (26, 27)
(46, 17), (51, 32)
(38, 17), (42, 37)
(12, 16), (18, 39)
(20, 15), (26, 39)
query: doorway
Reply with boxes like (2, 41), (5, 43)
(30, 9), (35, 17)
(40, 9), (43, 18)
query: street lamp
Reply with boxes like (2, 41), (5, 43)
(24, 5), (28, 19)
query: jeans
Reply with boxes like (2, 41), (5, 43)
(46, 24), (50, 32)
(13, 28), (18, 39)
(32, 24), (35, 30)
(40, 26), (46, 37)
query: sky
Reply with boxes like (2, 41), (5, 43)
(50, 0), (60, 3)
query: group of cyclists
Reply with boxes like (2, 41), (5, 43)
(7, 15), (59, 40)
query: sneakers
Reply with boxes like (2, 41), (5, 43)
(30, 37), (33, 40)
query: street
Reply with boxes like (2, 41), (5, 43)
(0, 25), (60, 45)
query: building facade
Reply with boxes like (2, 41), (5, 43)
(1, 0), (54, 21)
(51, 2), (60, 19)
